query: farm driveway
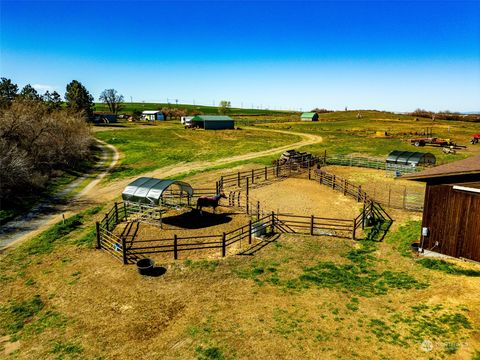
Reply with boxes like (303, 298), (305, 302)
(1, 128), (321, 249)
(0, 140), (119, 251)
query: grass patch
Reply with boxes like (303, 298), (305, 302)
(386, 220), (421, 257)
(234, 239), (428, 296)
(417, 258), (480, 277)
(50, 340), (83, 358)
(195, 345), (225, 360)
(95, 124), (301, 181)
(367, 304), (473, 355)
(0, 295), (44, 335)
(184, 259), (220, 272)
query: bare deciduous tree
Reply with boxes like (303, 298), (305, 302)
(99, 89), (124, 114)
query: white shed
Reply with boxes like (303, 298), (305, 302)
(142, 110), (165, 121)
(181, 116), (193, 125)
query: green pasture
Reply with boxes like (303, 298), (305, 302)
(256, 111), (480, 162)
(95, 123), (301, 180)
(94, 102), (297, 116)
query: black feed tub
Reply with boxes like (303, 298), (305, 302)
(411, 242), (420, 252)
(137, 258), (155, 275)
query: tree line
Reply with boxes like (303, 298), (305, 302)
(0, 78), (96, 215)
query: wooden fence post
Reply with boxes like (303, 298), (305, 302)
(308, 166), (311, 180)
(344, 179), (347, 195)
(271, 211), (275, 232)
(246, 178), (249, 214)
(237, 171), (241, 187)
(357, 185), (362, 202)
(332, 175), (336, 189)
(174, 235), (178, 260)
(362, 202), (366, 230)
(95, 222), (101, 249)
(121, 236), (127, 264)
(310, 215), (314, 235)
(251, 169), (255, 184)
(114, 202), (119, 224)
(222, 233), (226, 257)
(220, 176), (224, 191)
(124, 202), (128, 220)
(265, 166), (268, 180)
(257, 201), (260, 221)
(248, 220), (252, 244)
(352, 219), (356, 240)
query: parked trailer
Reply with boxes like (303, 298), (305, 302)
(410, 137), (455, 147)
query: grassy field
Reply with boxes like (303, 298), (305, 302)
(2, 110), (480, 359)
(1, 197), (479, 359)
(94, 102), (298, 116)
(255, 110), (480, 163)
(94, 122), (302, 181)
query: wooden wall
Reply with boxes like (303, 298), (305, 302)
(422, 184), (480, 262)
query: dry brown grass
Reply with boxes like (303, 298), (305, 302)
(1, 166), (480, 360)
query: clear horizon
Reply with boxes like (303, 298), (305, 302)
(1, 0), (479, 112)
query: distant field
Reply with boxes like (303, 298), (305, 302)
(256, 110), (480, 163)
(94, 102), (298, 116)
(94, 122), (302, 181)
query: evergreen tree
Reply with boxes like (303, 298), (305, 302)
(65, 80), (94, 118)
(0, 78), (18, 108)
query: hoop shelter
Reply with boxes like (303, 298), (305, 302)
(386, 151), (436, 166)
(122, 177), (194, 205)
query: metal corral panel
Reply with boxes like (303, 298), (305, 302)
(386, 151), (436, 166)
(122, 177), (193, 205)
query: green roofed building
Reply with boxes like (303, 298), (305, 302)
(300, 112), (319, 121)
(191, 115), (235, 130)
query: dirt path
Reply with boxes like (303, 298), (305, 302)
(83, 127), (322, 204)
(0, 140), (119, 250)
(1, 128), (321, 249)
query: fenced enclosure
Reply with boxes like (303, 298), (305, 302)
(96, 155), (394, 264)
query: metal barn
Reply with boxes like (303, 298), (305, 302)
(403, 155), (480, 262)
(386, 151), (436, 167)
(300, 112), (319, 121)
(191, 115), (234, 130)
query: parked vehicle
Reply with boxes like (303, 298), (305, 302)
(470, 133), (480, 144)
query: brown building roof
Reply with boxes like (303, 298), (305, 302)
(402, 155), (480, 181)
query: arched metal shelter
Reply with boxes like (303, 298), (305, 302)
(386, 151), (436, 166)
(122, 177), (194, 206)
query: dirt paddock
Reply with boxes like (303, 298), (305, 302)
(114, 207), (253, 262)
(249, 177), (362, 219)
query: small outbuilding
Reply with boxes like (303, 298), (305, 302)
(386, 151), (436, 167)
(191, 115), (234, 130)
(300, 112), (319, 121)
(403, 155), (480, 262)
(93, 112), (117, 123)
(142, 110), (165, 121)
(122, 177), (193, 206)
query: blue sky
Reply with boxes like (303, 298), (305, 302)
(1, 0), (479, 112)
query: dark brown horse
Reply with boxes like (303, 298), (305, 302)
(196, 193), (227, 214)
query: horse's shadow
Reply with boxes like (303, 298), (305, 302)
(162, 210), (233, 229)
